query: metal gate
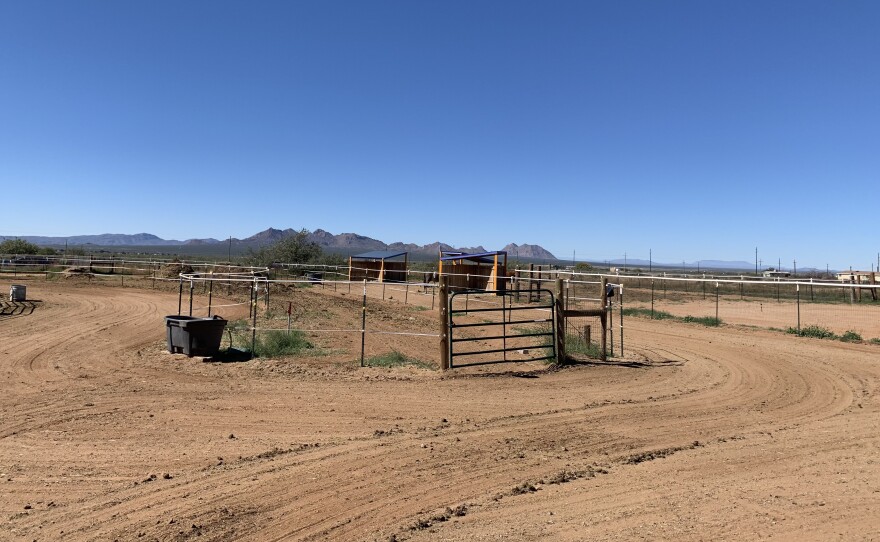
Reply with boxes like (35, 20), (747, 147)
(447, 289), (557, 368)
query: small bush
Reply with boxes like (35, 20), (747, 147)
(366, 350), (432, 369)
(839, 330), (863, 343)
(682, 315), (721, 327)
(254, 330), (313, 357)
(869, 338), (880, 345)
(787, 325), (836, 339)
(622, 307), (674, 320)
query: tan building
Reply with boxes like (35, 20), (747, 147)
(836, 271), (877, 284)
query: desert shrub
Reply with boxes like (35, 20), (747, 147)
(622, 307), (674, 320)
(247, 229), (322, 267)
(869, 338), (880, 345)
(839, 330), (863, 343)
(682, 315), (721, 327)
(0, 239), (40, 254)
(787, 325), (836, 339)
(254, 330), (313, 357)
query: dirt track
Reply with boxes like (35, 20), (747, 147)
(2, 281), (879, 541)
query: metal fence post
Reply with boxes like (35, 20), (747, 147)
(361, 280), (367, 367)
(601, 277), (608, 360)
(251, 279), (257, 354)
(619, 284), (623, 357)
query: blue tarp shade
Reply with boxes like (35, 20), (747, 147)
(351, 251), (408, 260)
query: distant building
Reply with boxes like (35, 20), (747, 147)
(762, 270), (790, 278)
(836, 271), (877, 284)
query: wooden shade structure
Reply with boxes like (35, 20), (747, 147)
(438, 250), (508, 292)
(348, 251), (409, 283)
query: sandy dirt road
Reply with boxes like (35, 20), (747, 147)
(1, 280), (879, 541)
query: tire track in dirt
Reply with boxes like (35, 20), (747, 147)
(22, 330), (853, 540)
(1, 289), (175, 439)
(2, 284), (869, 541)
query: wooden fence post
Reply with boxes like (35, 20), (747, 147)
(439, 275), (450, 370)
(555, 278), (565, 364)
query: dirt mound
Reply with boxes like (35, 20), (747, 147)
(161, 262), (195, 278)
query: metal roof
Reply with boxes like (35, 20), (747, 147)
(351, 250), (408, 260)
(440, 250), (507, 263)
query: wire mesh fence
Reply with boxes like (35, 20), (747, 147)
(612, 275), (880, 343)
(6, 254), (878, 358)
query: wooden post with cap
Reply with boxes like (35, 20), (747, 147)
(439, 275), (450, 370)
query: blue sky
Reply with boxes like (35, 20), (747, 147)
(1, 1), (877, 270)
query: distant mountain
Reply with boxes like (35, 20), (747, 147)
(1, 228), (558, 260)
(502, 243), (556, 260)
(308, 229), (386, 251)
(241, 227), (297, 246)
(0, 233), (182, 246)
(183, 238), (222, 245)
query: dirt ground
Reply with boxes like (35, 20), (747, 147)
(2, 279), (879, 541)
(627, 297), (880, 338)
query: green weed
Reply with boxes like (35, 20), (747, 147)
(682, 315), (722, 327)
(365, 350), (432, 369)
(839, 330), (863, 343)
(253, 330), (314, 357)
(565, 334), (602, 358)
(621, 307), (674, 320)
(786, 325), (836, 339)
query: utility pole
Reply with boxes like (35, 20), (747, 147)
(649, 249), (652, 274)
(228, 236), (232, 262)
(755, 247), (758, 276)
(793, 260), (797, 277)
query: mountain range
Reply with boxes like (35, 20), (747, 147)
(1, 228), (558, 260)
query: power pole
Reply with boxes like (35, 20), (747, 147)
(755, 247), (758, 276)
(649, 249), (652, 274)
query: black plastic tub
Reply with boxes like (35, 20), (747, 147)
(165, 315), (227, 357)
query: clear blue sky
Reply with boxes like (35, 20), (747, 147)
(1, 1), (878, 270)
